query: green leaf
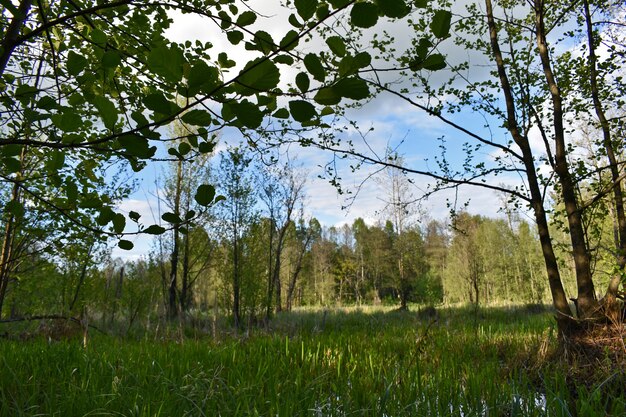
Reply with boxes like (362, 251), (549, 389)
(195, 184), (216, 206)
(112, 213), (126, 233)
(294, 0), (318, 20)
(67, 51), (88, 76)
(198, 141), (215, 153)
(162, 212), (182, 224)
(354, 52), (372, 68)
(238, 58), (280, 94)
(338, 55), (357, 77)
(2, 158), (20, 173)
(68, 93), (85, 107)
(304, 53), (325, 82)
(51, 112), (82, 132)
(129, 211), (141, 222)
(333, 77), (369, 100)
(93, 95), (117, 130)
(227, 30), (244, 45)
(91, 28), (107, 45)
(118, 240), (134, 250)
(413, 38), (433, 60)
(61, 134), (83, 145)
(316, 3), (330, 19)
(295, 72), (310, 93)
(178, 142), (191, 155)
(279, 30), (299, 51)
(118, 134), (157, 159)
(288, 13), (302, 28)
(37, 96), (57, 110)
(320, 106), (335, 116)
(273, 108), (289, 118)
(65, 180), (78, 202)
(314, 87), (341, 105)
(431, 10), (452, 39)
(274, 55), (295, 65)
(375, 0), (409, 18)
(102, 50), (122, 69)
(249, 30), (276, 55)
(5, 200), (24, 218)
(131, 110), (149, 127)
(221, 103), (235, 121)
(188, 61), (220, 94)
(143, 92), (177, 115)
(350, 2), (379, 28)
(79, 195), (102, 209)
(15, 84), (38, 102)
(47, 150), (65, 171)
(326, 36), (346, 57)
(236, 11), (257, 26)
(218, 11), (232, 29)
(1, 145), (21, 157)
(181, 109), (213, 126)
(413, 53), (446, 71)
(218, 52), (236, 68)
(289, 100), (317, 122)
(233, 100), (263, 128)
(144, 225), (166, 235)
(147, 45), (185, 83)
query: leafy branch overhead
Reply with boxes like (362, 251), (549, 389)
(0, 0), (449, 248)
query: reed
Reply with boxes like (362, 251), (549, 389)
(0, 305), (623, 416)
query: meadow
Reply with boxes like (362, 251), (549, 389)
(0, 305), (624, 416)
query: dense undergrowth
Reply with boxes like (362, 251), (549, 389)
(0, 305), (624, 416)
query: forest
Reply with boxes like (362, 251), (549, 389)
(0, 0), (625, 415)
(0, 151), (584, 328)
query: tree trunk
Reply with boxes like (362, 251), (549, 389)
(0, 0), (32, 76)
(265, 219), (275, 321)
(168, 160), (183, 319)
(484, 0), (572, 320)
(273, 226), (289, 313)
(582, 0), (626, 321)
(286, 232), (311, 311)
(398, 256), (407, 310)
(232, 227), (240, 329)
(110, 266), (124, 326)
(534, 1), (598, 318)
(180, 222), (190, 312)
(0, 165), (23, 319)
(69, 244), (94, 313)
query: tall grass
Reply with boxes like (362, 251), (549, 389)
(0, 305), (623, 416)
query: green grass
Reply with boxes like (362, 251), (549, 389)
(0, 305), (624, 416)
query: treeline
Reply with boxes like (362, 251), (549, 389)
(0, 147), (570, 329)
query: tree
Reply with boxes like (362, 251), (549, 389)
(213, 146), (257, 328)
(159, 122), (214, 317)
(282, 0), (625, 329)
(3, 0), (455, 322)
(258, 161), (306, 318)
(0, 0), (408, 245)
(378, 155), (422, 309)
(285, 216), (316, 311)
(2, 0), (407, 317)
(0, 157), (131, 317)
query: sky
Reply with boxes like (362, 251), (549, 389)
(110, 0), (541, 261)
